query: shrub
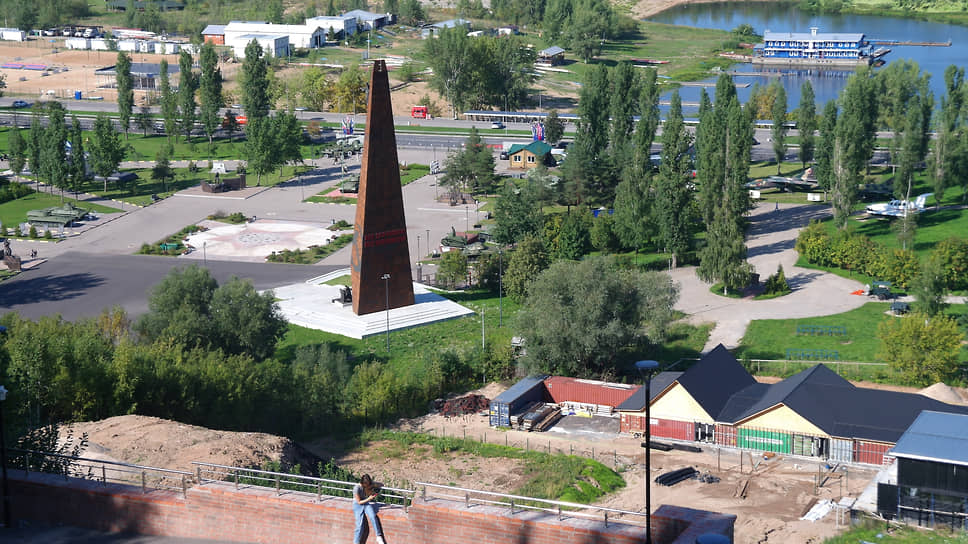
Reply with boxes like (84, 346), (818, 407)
(795, 220), (833, 266)
(28, 225), (37, 239)
(763, 264), (790, 295)
(871, 248), (921, 288)
(929, 237), (968, 291)
(43, 230), (53, 240)
(226, 212), (247, 224)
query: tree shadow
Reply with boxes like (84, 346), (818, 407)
(0, 272), (105, 306)
(746, 238), (795, 259)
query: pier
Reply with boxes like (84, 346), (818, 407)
(869, 39), (951, 46)
(680, 81), (751, 88)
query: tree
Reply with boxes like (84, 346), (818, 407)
(330, 63), (367, 113)
(8, 127), (26, 176)
(437, 250), (468, 289)
(241, 39), (271, 120)
(492, 179), (544, 245)
(797, 80), (817, 169)
(440, 128), (496, 196)
(90, 114), (125, 192)
(151, 143), (175, 192)
(554, 210), (592, 260)
(68, 116), (87, 194)
(878, 312), (963, 386)
(38, 102), (69, 199)
(632, 67), (660, 182)
(815, 100), (837, 197)
(300, 67), (331, 112)
(116, 51), (134, 139)
(770, 80), (788, 174)
(516, 256), (679, 376)
(697, 205), (754, 294)
(836, 67), (878, 214)
(209, 276), (288, 361)
(158, 59), (178, 143)
(612, 176), (652, 254)
(136, 105), (152, 137)
(931, 66), (966, 206)
(398, 0), (425, 25)
(27, 117), (42, 179)
(244, 116), (279, 186)
(504, 235), (550, 302)
(911, 255), (948, 317)
(178, 50), (198, 143)
(654, 90), (693, 268)
(424, 27), (477, 117)
(544, 109), (565, 145)
(199, 41), (224, 147)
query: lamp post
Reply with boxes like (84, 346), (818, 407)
(381, 273), (391, 352)
(635, 360), (660, 544)
(0, 385), (10, 529)
(203, 241), (207, 266)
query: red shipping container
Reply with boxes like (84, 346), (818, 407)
(650, 418), (694, 441)
(543, 376), (640, 407)
(854, 440), (893, 465)
(621, 413), (647, 434)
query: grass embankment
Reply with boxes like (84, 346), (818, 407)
(0, 190), (120, 228)
(358, 430), (625, 503)
(736, 302), (968, 381)
(825, 519), (968, 543)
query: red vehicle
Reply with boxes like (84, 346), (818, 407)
(411, 105), (428, 119)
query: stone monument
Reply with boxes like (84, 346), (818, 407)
(350, 60), (415, 315)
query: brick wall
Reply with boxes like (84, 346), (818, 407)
(8, 471), (734, 543)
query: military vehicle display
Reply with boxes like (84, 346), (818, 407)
(26, 203), (90, 227)
(339, 174), (360, 193)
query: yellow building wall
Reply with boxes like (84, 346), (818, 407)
(650, 383), (714, 423)
(739, 404), (827, 436)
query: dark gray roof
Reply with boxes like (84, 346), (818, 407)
(95, 62), (180, 78)
(540, 46), (565, 56)
(615, 371), (683, 411)
(676, 344), (757, 420)
(719, 363), (968, 443)
(891, 411), (968, 466)
(492, 375), (547, 404)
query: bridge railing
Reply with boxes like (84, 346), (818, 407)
(414, 481), (649, 528)
(192, 462), (416, 511)
(10, 448), (193, 497)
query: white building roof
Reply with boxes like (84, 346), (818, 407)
(763, 30), (865, 42)
(225, 21), (316, 36)
(342, 10), (385, 21)
(202, 24), (226, 35)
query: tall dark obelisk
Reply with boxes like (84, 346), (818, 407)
(350, 60), (415, 315)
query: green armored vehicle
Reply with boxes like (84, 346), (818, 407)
(339, 174), (360, 193)
(26, 202), (90, 227)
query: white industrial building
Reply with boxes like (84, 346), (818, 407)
(231, 34), (289, 58)
(342, 10), (388, 31)
(305, 15), (358, 38)
(0, 28), (26, 41)
(224, 21), (325, 49)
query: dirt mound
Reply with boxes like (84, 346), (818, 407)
(67, 415), (322, 474)
(919, 382), (968, 405)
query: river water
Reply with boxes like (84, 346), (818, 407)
(647, 2), (968, 113)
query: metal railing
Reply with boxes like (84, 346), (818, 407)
(415, 481), (648, 528)
(192, 462), (416, 511)
(10, 449), (193, 498)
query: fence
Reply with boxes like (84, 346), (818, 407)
(785, 348), (840, 361)
(416, 481), (649, 528)
(742, 358), (895, 381)
(192, 462), (416, 509)
(10, 448), (193, 497)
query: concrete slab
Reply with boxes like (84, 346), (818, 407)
(181, 219), (351, 262)
(270, 268), (475, 339)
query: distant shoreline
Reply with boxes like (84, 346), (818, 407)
(632, 0), (781, 21)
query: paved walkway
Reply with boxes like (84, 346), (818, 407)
(671, 203), (871, 352)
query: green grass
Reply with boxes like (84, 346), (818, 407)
(136, 224), (203, 257)
(306, 195), (358, 204)
(357, 430), (625, 503)
(0, 190), (120, 228)
(0, 270), (19, 282)
(266, 234), (353, 264)
(323, 275), (352, 286)
(399, 164), (431, 185)
(825, 518), (968, 543)
(709, 283), (743, 298)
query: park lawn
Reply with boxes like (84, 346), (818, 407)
(122, 134), (250, 162)
(825, 520), (968, 544)
(399, 164), (430, 185)
(0, 190), (120, 228)
(77, 168), (203, 207)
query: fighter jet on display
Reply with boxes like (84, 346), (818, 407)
(865, 193), (933, 218)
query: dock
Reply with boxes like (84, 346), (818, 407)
(869, 39), (951, 46)
(680, 81), (751, 88)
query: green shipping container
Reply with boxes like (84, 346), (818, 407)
(737, 428), (791, 454)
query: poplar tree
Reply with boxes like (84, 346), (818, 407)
(797, 81), (817, 169)
(815, 101), (838, 199)
(770, 81), (788, 174)
(199, 41), (224, 147)
(39, 102), (69, 199)
(27, 118), (42, 180)
(241, 39), (271, 120)
(178, 50), (198, 143)
(931, 66), (966, 205)
(69, 116), (88, 194)
(159, 59), (178, 143)
(654, 91), (693, 268)
(90, 114), (125, 193)
(8, 127), (26, 176)
(115, 51), (134, 139)
(608, 62), (638, 174)
(833, 68), (878, 227)
(632, 67), (660, 182)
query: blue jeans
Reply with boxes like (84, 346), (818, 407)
(353, 501), (383, 543)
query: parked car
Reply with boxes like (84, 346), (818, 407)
(12, 100), (31, 108)
(490, 121), (505, 129)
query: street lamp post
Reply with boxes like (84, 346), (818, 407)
(381, 273), (391, 352)
(635, 360), (660, 544)
(0, 385), (10, 529)
(203, 241), (207, 266)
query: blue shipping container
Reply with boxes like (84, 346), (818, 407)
(489, 375), (548, 427)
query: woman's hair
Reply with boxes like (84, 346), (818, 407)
(360, 474), (372, 486)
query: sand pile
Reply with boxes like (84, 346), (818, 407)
(919, 382), (967, 405)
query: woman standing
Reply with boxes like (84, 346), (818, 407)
(353, 474), (387, 544)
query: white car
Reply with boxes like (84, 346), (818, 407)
(490, 121), (505, 129)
